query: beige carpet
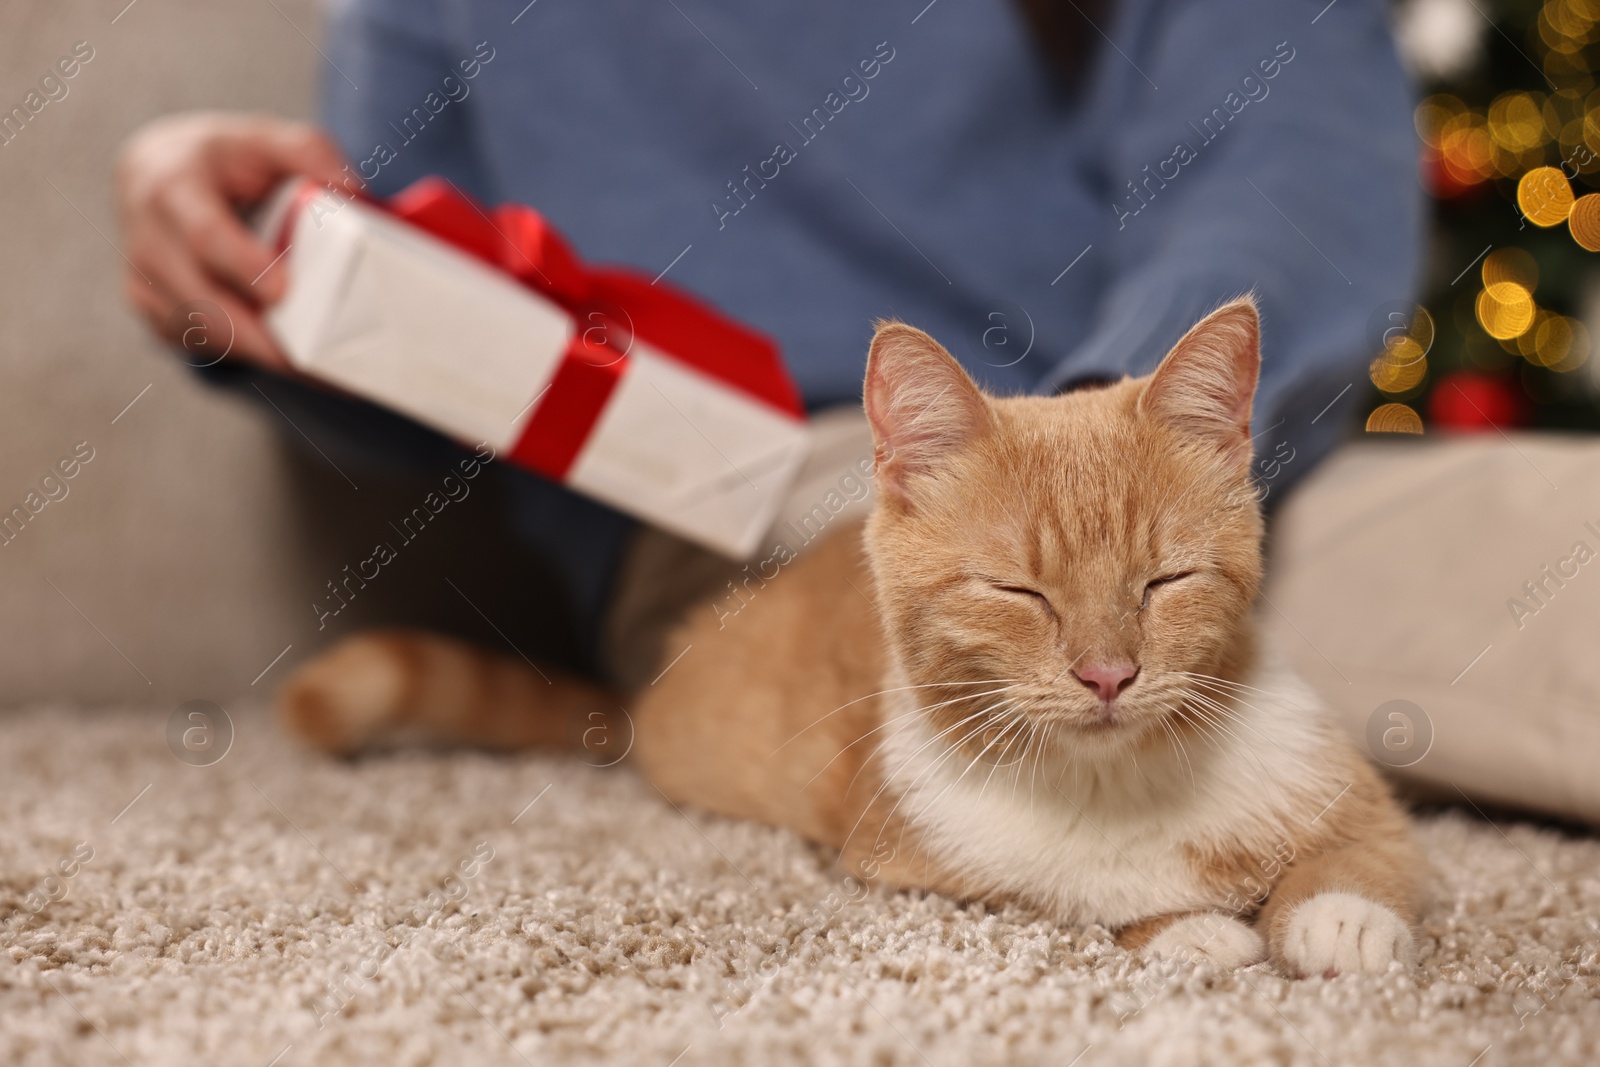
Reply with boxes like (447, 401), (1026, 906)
(2, 705), (1597, 1067)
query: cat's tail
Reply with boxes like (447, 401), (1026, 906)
(278, 629), (627, 757)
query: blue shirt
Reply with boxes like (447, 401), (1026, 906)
(315, 0), (1421, 632)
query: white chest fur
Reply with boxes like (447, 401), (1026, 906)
(879, 645), (1345, 928)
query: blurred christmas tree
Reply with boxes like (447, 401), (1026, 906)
(1372, 0), (1600, 433)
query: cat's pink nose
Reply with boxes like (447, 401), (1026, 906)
(1072, 663), (1140, 703)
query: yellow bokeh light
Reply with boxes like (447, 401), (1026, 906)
(1569, 193), (1600, 251)
(1541, 5), (1587, 51)
(1548, 317), (1591, 373)
(1546, 51), (1587, 85)
(1545, 0), (1600, 39)
(1545, 89), (1586, 140)
(1518, 166), (1576, 226)
(1549, 0), (1600, 34)
(1530, 313), (1574, 367)
(1405, 305), (1435, 353)
(1559, 116), (1589, 151)
(1366, 404), (1424, 434)
(1376, 304), (1434, 354)
(1482, 247), (1539, 290)
(1476, 282), (1537, 340)
(1489, 92), (1548, 151)
(1370, 337), (1428, 393)
(1415, 94), (1466, 147)
(1440, 114), (1495, 185)
(1512, 310), (1552, 359)
(1489, 144), (1527, 180)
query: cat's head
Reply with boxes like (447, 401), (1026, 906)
(862, 298), (1264, 759)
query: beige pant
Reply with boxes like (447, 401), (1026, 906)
(1262, 433), (1600, 826)
(602, 406), (878, 691)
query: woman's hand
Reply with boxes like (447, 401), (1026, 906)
(116, 112), (350, 371)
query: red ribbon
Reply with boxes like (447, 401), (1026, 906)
(275, 178), (803, 481)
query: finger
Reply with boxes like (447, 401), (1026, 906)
(124, 268), (177, 334)
(260, 121), (351, 187)
(130, 269), (315, 390)
(157, 175), (287, 302)
(139, 230), (292, 372)
(125, 271), (242, 369)
(215, 117), (354, 199)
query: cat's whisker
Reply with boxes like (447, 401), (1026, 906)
(1180, 682), (1288, 719)
(894, 708), (1019, 847)
(1128, 746), (1148, 790)
(1170, 703), (1272, 802)
(837, 684), (1027, 795)
(876, 698), (1023, 829)
(1160, 701), (1232, 760)
(843, 702), (999, 798)
(1171, 669), (1273, 693)
(1181, 688), (1309, 777)
(1171, 670), (1260, 691)
(806, 704), (930, 790)
(1180, 684), (1316, 776)
(935, 718), (1014, 810)
(1178, 693), (1259, 752)
(843, 697), (1013, 843)
(887, 702), (1012, 785)
(770, 677), (1018, 756)
(1028, 712), (1054, 813)
(807, 684), (1022, 790)
(1155, 714), (1198, 796)
(974, 707), (1029, 801)
(1171, 697), (1255, 760)
(1010, 716), (1044, 807)
(844, 701), (1011, 857)
(1169, 674), (1261, 702)
(1007, 718), (1028, 805)
(911, 685), (1025, 719)
(1179, 693), (1293, 800)
(892, 700), (1015, 805)
(1179, 686), (1280, 744)
(1172, 670), (1293, 704)
(908, 726), (1004, 825)
(1000, 713), (1037, 795)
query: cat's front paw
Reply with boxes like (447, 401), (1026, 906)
(1144, 913), (1266, 968)
(1280, 892), (1413, 977)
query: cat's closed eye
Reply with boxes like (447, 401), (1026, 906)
(994, 583), (1056, 618)
(1140, 572), (1194, 609)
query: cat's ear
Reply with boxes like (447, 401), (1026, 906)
(1140, 297), (1260, 467)
(864, 321), (991, 502)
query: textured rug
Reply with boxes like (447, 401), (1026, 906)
(1, 704), (1597, 1067)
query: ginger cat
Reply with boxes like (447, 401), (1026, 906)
(281, 299), (1420, 977)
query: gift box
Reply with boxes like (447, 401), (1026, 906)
(254, 178), (811, 559)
